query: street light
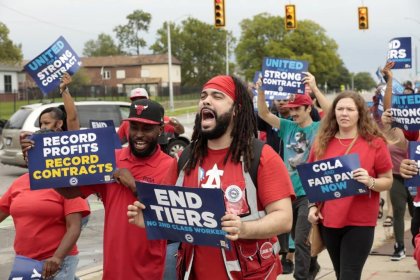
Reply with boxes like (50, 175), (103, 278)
(167, 21), (174, 111)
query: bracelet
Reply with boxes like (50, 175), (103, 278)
(308, 203), (317, 209)
(60, 87), (68, 95)
(368, 176), (376, 190)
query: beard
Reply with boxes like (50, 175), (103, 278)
(129, 137), (158, 158)
(200, 106), (234, 140)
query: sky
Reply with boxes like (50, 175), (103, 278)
(1, 0), (419, 82)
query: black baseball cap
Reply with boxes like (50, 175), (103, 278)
(124, 99), (164, 125)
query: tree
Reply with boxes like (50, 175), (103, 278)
(0, 22), (22, 63)
(114, 10), (151, 55)
(83, 33), (123, 57)
(150, 18), (235, 86)
(69, 68), (91, 94)
(353, 72), (376, 91)
(235, 13), (350, 91)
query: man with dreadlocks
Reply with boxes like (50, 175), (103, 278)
(128, 75), (295, 279)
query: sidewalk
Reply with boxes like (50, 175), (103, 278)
(76, 217), (420, 280)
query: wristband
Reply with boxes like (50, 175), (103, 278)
(368, 176), (376, 190)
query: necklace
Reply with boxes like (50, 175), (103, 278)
(337, 137), (350, 147)
(336, 133), (357, 147)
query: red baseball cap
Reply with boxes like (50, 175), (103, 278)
(283, 94), (313, 108)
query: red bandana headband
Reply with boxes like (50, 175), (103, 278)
(202, 75), (236, 101)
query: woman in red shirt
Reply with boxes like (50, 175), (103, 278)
(307, 91), (393, 280)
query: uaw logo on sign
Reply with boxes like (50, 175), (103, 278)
(137, 182), (229, 248)
(297, 154), (367, 203)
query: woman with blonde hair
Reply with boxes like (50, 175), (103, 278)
(308, 91), (393, 280)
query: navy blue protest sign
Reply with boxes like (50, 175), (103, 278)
(391, 93), (420, 131)
(297, 154), (367, 203)
(251, 70), (273, 111)
(404, 141), (420, 187)
(136, 182), (230, 249)
(261, 57), (308, 99)
(27, 127), (116, 190)
(387, 37), (412, 69)
(89, 120), (122, 149)
(8, 255), (43, 280)
(24, 36), (81, 95)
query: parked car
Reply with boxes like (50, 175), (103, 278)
(0, 101), (130, 167)
(158, 132), (190, 159)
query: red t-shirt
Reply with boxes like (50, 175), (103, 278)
(117, 119), (176, 142)
(164, 145), (295, 280)
(80, 146), (176, 280)
(308, 137), (392, 228)
(0, 174), (90, 260)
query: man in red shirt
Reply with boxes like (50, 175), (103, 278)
(57, 99), (176, 280)
(128, 75), (295, 279)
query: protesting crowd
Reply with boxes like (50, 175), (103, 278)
(2, 40), (420, 280)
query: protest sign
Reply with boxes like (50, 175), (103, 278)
(8, 255), (43, 280)
(89, 120), (122, 149)
(261, 57), (308, 99)
(251, 70), (273, 111)
(24, 36), (81, 95)
(391, 93), (420, 131)
(136, 182), (230, 249)
(297, 154), (367, 203)
(387, 37), (412, 69)
(404, 141), (420, 187)
(28, 127), (116, 190)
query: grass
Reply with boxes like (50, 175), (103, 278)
(0, 95), (200, 120)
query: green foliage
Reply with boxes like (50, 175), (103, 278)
(150, 18), (235, 86)
(69, 68), (91, 94)
(0, 22), (23, 63)
(235, 13), (350, 91)
(83, 33), (123, 57)
(114, 10), (152, 55)
(353, 72), (376, 91)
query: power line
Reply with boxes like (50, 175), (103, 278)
(0, 2), (97, 35)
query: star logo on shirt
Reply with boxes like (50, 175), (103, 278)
(201, 164), (224, 189)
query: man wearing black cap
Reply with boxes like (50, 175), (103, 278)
(56, 99), (176, 280)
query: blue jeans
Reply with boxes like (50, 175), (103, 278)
(164, 242), (179, 280)
(47, 255), (79, 280)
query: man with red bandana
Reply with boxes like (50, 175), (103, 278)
(128, 75), (295, 279)
(56, 99), (176, 280)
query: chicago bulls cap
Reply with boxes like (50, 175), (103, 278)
(124, 99), (164, 125)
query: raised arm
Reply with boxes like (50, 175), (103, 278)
(302, 72), (330, 112)
(168, 117), (185, 135)
(256, 81), (281, 129)
(382, 61), (395, 111)
(381, 108), (407, 150)
(60, 72), (80, 131)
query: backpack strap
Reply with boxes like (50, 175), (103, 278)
(249, 138), (264, 189)
(177, 144), (192, 173)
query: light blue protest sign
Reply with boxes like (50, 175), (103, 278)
(392, 78), (405, 94)
(24, 36), (82, 95)
(89, 120), (122, 149)
(8, 255), (44, 280)
(391, 93), (420, 131)
(297, 154), (367, 203)
(261, 57), (308, 99)
(404, 141), (420, 187)
(387, 37), (412, 69)
(27, 127), (116, 190)
(136, 182), (230, 249)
